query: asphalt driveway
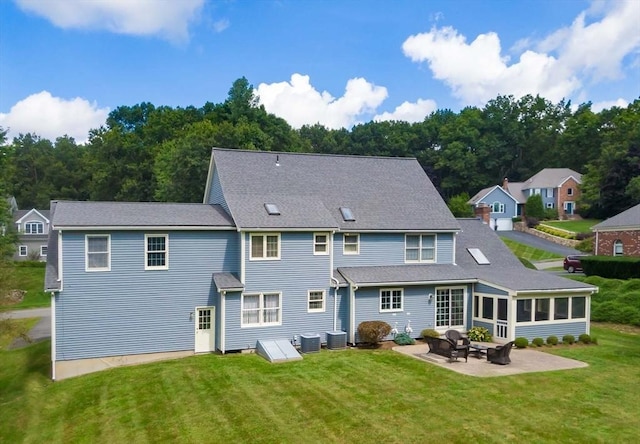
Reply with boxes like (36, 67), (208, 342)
(499, 230), (581, 257)
(1, 307), (51, 349)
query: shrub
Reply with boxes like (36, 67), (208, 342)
(576, 237), (594, 253)
(467, 326), (492, 342)
(562, 334), (575, 345)
(547, 335), (559, 346)
(526, 194), (545, 219)
(544, 208), (558, 220)
(578, 333), (591, 344)
(420, 328), (440, 339)
(532, 337), (544, 347)
(526, 217), (539, 228)
(357, 321), (392, 345)
(514, 337), (529, 348)
(393, 332), (415, 345)
(591, 336), (598, 345)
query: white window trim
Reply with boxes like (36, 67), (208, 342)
(19, 245), (27, 256)
(405, 234), (437, 263)
(241, 292), (282, 327)
(313, 232), (329, 255)
(435, 286), (466, 329)
(545, 188), (554, 198)
(85, 234), (111, 272)
(249, 233), (281, 260)
(343, 233), (359, 255)
(380, 288), (404, 313)
(515, 296), (587, 325)
(491, 202), (505, 214)
(24, 220), (44, 234)
(613, 240), (623, 256)
(40, 245), (48, 257)
(567, 188), (574, 196)
(145, 233), (169, 270)
(307, 290), (326, 313)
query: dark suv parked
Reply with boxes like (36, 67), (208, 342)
(563, 255), (585, 273)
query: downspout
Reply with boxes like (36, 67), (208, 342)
(349, 282), (359, 344)
(594, 231), (599, 255)
(329, 230), (338, 332)
(239, 231), (245, 284)
(51, 291), (56, 381)
(220, 290), (226, 354)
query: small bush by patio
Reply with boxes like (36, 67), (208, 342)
(357, 321), (392, 346)
(393, 333), (415, 345)
(547, 335), (559, 346)
(563, 334), (576, 345)
(532, 337), (544, 347)
(420, 328), (440, 339)
(467, 326), (492, 342)
(514, 337), (529, 348)
(579, 334), (591, 344)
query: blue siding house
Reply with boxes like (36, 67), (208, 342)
(45, 149), (596, 379)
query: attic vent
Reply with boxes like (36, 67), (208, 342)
(340, 207), (355, 222)
(264, 203), (280, 216)
(468, 248), (490, 265)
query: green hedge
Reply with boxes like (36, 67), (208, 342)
(581, 256), (640, 279)
(536, 224), (576, 239)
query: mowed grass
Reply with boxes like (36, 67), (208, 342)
(0, 264), (50, 310)
(543, 219), (601, 233)
(1, 325), (639, 443)
(500, 237), (564, 261)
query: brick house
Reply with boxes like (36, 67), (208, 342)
(592, 203), (640, 257)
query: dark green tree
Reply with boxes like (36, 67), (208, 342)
(447, 193), (474, 217)
(525, 194), (545, 220)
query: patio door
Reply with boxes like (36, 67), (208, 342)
(195, 307), (215, 353)
(435, 287), (465, 329)
(496, 298), (508, 340)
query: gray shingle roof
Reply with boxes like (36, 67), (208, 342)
(524, 168), (581, 189)
(592, 203), (640, 230)
(13, 209), (50, 223)
(52, 201), (235, 229)
(455, 218), (596, 292)
(335, 218), (596, 292)
(210, 148), (460, 231)
(212, 273), (244, 291)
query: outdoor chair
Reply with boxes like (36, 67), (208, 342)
(486, 341), (514, 365)
(445, 330), (470, 347)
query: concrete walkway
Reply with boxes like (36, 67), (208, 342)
(1, 307), (51, 349)
(393, 342), (587, 377)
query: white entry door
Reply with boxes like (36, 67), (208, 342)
(195, 307), (215, 353)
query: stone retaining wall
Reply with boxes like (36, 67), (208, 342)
(513, 222), (581, 248)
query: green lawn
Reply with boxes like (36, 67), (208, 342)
(1, 325), (638, 443)
(500, 237), (564, 261)
(543, 219), (601, 233)
(0, 264), (50, 310)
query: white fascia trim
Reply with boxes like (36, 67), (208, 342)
(593, 226), (640, 233)
(514, 287), (598, 296)
(558, 175), (581, 187)
(16, 208), (49, 224)
(476, 279), (515, 294)
(203, 150), (216, 204)
(352, 279), (477, 288)
(242, 227), (339, 232)
(352, 229), (461, 234)
(53, 225), (235, 231)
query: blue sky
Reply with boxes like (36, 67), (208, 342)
(1, 0), (639, 142)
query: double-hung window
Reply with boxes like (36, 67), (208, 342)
(314, 233), (329, 255)
(405, 234), (435, 262)
(613, 240), (623, 256)
(242, 292), (281, 326)
(343, 233), (359, 255)
(308, 290), (326, 312)
(25, 221), (43, 234)
(19, 245), (27, 256)
(86, 235), (110, 271)
(380, 288), (403, 312)
(250, 233), (280, 260)
(145, 234), (168, 270)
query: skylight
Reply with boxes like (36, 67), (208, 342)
(264, 203), (280, 216)
(468, 248), (490, 265)
(340, 207), (355, 222)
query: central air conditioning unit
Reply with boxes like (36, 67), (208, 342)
(300, 333), (321, 353)
(326, 331), (347, 350)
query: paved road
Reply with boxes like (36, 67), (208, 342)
(499, 231), (582, 257)
(1, 307), (51, 349)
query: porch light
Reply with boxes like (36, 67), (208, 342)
(428, 293), (433, 303)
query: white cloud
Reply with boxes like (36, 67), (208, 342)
(374, 98), (437, 123)
(0, 91), (109, 143)
(15, 0), (204, 43)
(212, 19), (230, 33)
(256, 74), (388, 129)
(591, 98), (629, 112)
(402, 0), (640, 106)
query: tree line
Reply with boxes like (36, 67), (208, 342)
(1, 78), (638, 219)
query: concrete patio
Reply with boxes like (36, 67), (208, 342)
(393, 342), (588, 377)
